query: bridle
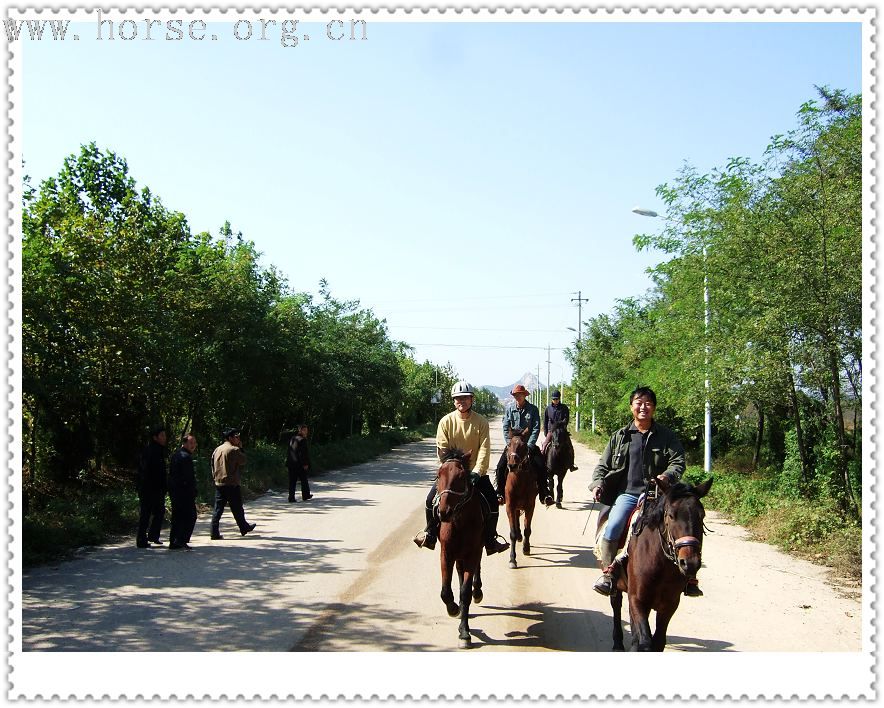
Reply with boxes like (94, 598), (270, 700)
(434, 465), (475, 517)
(659, 496), (703, 566)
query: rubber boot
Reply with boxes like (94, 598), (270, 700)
(483, 512), (509, 555)
(593, 538), (620, 596)
(413, 504), (438, 550)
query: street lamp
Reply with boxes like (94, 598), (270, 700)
(632, 207), (712, 473)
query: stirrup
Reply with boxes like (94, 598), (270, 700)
(413, 530), (436, 550)
(593, 572), (614, 596)
(485, 534), (509, 555)
(684, 579), (703, 597)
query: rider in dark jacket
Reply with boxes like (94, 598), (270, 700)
(589, 386), (701, 598)
(541, 391), (578, 473)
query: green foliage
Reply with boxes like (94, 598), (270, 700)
(570, 89), (861, 518)
(23, 143), (467, 498)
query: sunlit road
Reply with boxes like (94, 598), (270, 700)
(21, 418), (860, 653)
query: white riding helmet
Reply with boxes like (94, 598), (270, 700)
(451, 381), (475, 398)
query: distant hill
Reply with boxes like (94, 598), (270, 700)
(483, 372), (544, 404)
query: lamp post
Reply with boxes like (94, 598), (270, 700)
(632, 207), (711, 473)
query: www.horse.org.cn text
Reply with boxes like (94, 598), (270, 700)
(4, 12), (368, 48)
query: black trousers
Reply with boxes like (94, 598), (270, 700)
(137, 487), (166, 543)
(211, 485), (250, 535)
(169, 490), (197, 545)
(287, 464), (311, 501)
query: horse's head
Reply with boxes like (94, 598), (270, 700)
(436, 449), (473, 522)
(658, 477), (713, 577)
(506, 429), (530, 471)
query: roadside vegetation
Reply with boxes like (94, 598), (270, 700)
(567, 87), (863, 586)
(21, 143), (503, 565)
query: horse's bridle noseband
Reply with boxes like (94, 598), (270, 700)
(434, 469), (475, 517)
(661, 522), (702, 565)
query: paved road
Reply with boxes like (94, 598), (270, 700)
(21, 420), (861, 653)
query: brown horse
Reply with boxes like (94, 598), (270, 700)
(610, 477), (713, 651)
(436, 449), (484, 649)
(504, 429), (537, 569)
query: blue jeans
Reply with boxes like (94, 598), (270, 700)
(602, 492), (640, 543)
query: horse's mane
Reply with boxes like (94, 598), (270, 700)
(644, 482), (699, 529)
(440, 448), (469, 464)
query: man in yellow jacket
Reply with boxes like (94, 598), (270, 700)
(413, 381), (509, 555)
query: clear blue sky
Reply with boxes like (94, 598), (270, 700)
(21, 17), (863, 389)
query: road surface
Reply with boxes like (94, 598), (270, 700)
(21, 421), (861, 654)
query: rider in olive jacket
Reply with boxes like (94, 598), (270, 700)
(590, 422), (685, 506)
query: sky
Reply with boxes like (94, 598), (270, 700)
(18, 13), (864, 390)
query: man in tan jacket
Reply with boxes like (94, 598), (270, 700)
(210, 428), (256, 540)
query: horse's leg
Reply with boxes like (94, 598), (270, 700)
(472, 558), (483, 603)
(651, 596), (681, 651)
(628, 594), (654, 651)
(611, 589), (625, 651)
(507, 504), (519, 569)
(440, 545), (459, 617)
(458, 566), (474, 648)
(523, 503), (533, 556)
(555, 471), (565, 507)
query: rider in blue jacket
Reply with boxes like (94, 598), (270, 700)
(494, 385), (552, 507)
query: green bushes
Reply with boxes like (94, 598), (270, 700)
(682, 463), (861, 581)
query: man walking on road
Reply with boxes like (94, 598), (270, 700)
(136, 424), (168, 548)
(413, 381), (509, 555)
(210, 428), (256, 540)
(168, 434), (198, 550)
(287, 424), (314, 502)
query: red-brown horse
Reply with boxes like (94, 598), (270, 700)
(610, 477), (713, 651)
(504, 429), (537, 569)
(436, 449), (484, 649)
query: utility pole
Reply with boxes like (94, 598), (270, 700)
(546, 344), (551, 409)
(571, 290), (589, 431)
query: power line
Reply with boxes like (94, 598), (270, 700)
(389, 325), (573, 333)
(409, 343), (567, 351)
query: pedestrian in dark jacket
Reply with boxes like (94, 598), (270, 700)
(287, 424), (313, 502)
(168, 434), (198, 550)
(136, 424), (168, 548)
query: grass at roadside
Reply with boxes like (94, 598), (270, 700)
(574, 428), (861, 585)
(23, 425), (433, 567)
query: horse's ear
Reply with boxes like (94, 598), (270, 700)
(694, 477), (713, 498)
(656, 475), (672, 493)
(520, 428), (531, 440)
(463, 450), (472, 466)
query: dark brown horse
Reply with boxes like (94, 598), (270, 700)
(609, 477), (713, 651)
(545, 423), (570, 508)
(436, 449), (484, 649)
(504, 429), (537, 569)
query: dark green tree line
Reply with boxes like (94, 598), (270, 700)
(22, 143), (458, 497)
(571, 88), (862, 515)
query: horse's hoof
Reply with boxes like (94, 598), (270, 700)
(555, 502), (562, 509)
(508, 560), (517, 569)
(459, 637), (472, 649)
(473, 589), (483, 604)
(523, 545), (531, 556)
(446, 603), (460, 618)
